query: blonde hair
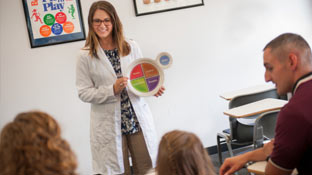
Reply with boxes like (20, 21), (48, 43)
(0, 111), (77, 175)
(84, 1), (130, 58)
(156, 130), (216, 175)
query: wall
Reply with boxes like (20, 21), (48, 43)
(1, 0), (311, 174)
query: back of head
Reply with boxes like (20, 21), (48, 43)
(156, 130), (215, 175)
(263, 33), (312, 67)
(0, 111), (77, 175)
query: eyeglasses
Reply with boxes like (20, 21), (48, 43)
(93, 18), (111, 26)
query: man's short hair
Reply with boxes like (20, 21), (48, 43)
(263, 33), (311, 52)
(263, 33), (311, 51)
(263, 33), (312, 63)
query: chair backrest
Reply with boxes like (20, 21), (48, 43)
(253, 110), (279, 148)
(228, 89), (279, 141)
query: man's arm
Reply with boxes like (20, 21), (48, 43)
(219, 140), (274, 175)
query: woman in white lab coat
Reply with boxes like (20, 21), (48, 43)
(76, 1), (164, 175)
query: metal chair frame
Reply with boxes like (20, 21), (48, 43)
(253, 110), (279, 149)
(217, 89), (280, 164)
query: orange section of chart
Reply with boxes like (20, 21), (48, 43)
(130, 63), (160, 93)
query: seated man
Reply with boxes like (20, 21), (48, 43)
(220, 33), (312, 175)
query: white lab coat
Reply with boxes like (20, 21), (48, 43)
(76, 39), (158, 175)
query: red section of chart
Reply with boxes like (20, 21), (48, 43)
(142, 63), (159, 78)
(55, 12), (67, 24)
(130, 64), (144, 80)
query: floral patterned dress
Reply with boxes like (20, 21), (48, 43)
(104, 48), (140, 135)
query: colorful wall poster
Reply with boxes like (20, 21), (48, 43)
(22, 0), (86, 48)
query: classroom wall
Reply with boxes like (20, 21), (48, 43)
(1, 0), (312, 174)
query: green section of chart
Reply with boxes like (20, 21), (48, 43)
(44, 14), (55, 26)
(131, 77), (148, 93)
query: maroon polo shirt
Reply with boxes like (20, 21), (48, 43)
(270, 73), (312, 174)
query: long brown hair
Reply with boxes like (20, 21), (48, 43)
(0, 111), (77, 175)
(156, 130), (216, 175)
(84, 1), (130, 58)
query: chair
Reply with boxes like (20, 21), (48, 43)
(217, 88), (280, 164)
(253, 110), (279, 149)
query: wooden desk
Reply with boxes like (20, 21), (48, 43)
(220, 84), (275, 101)
(247, 161), (267, 175)
(145, 169), (156, 175)
(224, 98), (288, 118)
(247, 161), (298, 175)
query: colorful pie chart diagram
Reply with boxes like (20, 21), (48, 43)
(127, 58), (164, 96)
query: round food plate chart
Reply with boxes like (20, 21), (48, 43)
(127, 58), (164, 96)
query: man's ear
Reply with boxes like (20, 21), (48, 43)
(288, 53), (298, 71)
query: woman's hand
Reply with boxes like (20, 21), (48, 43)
(114, 77), (128, 95)
(154, 86), (165, 97)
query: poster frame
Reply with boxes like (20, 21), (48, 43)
(22, 0), (86, 48)
(133, 0), (204, 16)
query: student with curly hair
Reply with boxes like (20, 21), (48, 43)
(154, 130), (216, 175)
(0, 111), (77, 175)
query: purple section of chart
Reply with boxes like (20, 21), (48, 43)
(146, 76), (159, 91)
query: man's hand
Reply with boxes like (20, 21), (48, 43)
(219, 139), (275, 175)
(219, 154), (248, 175)
(263, 139), (274, 157)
